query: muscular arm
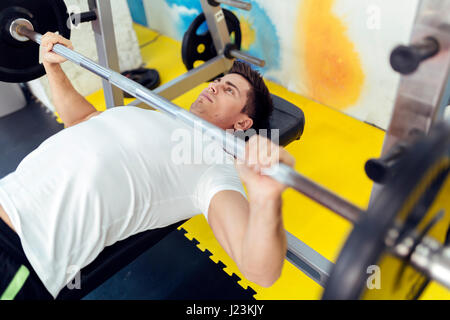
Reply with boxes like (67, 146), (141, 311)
(41, 33), (100, 127)
(44, 63), (99, 127)
(207, 135), (295, 287)
(208, 190), (286, 287)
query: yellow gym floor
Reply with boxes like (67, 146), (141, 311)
(82, 23), (450, 300)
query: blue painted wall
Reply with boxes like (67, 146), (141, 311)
(126, 0), (148, 26)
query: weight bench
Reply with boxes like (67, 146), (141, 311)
(55, 95), (305, 300)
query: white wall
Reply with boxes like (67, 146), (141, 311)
(141, 0), (421, 130)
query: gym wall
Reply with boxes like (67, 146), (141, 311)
(130, 0), (420, 130)
(28, 0), (143, 112)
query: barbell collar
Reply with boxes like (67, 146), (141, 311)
(410, 237), (450, 290)
(392, 233), (450, 290)
(9, 18), (34, 42)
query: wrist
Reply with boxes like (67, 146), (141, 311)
(43, 61), (62, 71)
(248, 187), (282, 203)
(248, 196), (283, 225)
(248, 192), (282, 211)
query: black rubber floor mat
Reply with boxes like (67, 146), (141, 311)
(83, 228), (256, 300)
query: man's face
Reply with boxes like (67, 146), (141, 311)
(190, 73), (253, 131)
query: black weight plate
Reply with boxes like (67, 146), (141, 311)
(182, 8), (241, 70)
(0, 0), (71, 83)
(323, 122), (450, 300)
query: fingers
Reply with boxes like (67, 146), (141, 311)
(41, 32), (73, 51)
(234, 136), (291, 195)
(40, 32), (73, 64)
(241, 134), (296, 174)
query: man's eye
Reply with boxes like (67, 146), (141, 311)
(227, 88), (233, 94)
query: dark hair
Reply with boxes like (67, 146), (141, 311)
(227, 61), (273, 131)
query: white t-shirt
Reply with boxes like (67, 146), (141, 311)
(0, 106), (246, 298)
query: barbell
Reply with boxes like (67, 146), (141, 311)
(0, 0), (449, 299)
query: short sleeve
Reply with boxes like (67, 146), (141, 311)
(194, 162), (247, 222)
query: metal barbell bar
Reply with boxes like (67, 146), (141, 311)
(11, 18), (362, 224)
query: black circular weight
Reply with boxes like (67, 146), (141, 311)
(323, 122), (450, 300)
(181, 8), (241, 71)
(0, 0), (71, 83)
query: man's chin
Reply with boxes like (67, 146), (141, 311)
(190, 101), (204, 114)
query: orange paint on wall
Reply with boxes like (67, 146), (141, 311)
(239, 16), (256, 51)
(299, 0), (365, 110)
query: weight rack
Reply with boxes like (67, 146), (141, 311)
(368, 0), (450, 201)
(69, 0), (450, 293)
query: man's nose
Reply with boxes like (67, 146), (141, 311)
(209, 82), (219, 94)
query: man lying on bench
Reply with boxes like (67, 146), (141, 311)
(0, 32), (295, 300)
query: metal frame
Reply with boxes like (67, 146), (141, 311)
(370, 0), (450, 202)
(201, 0), (231, 56)
(286, 231), (333, 287)
(88, 0), (123, 108)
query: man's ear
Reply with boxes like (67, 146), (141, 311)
(234, 116), (253, 131)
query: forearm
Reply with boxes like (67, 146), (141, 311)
(241, 194), (287, 287)
(44, 62), (96, 126)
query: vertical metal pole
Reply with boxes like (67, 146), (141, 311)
(88, 0), (124, 108)
(200, 0), (233, 56)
